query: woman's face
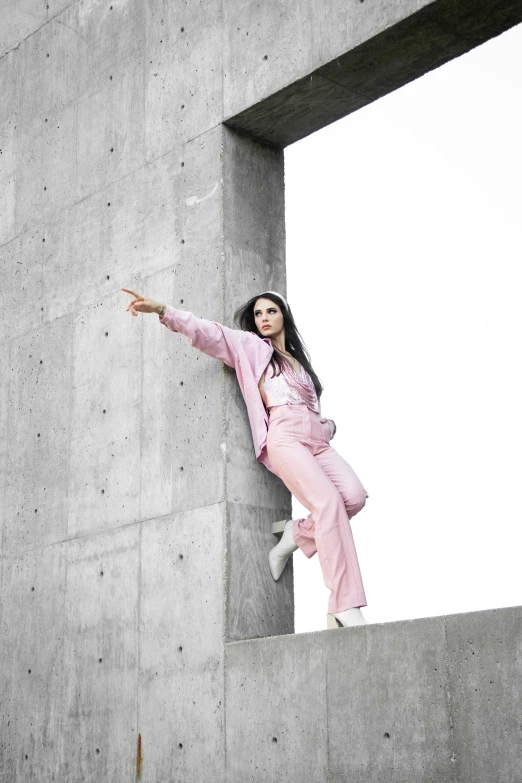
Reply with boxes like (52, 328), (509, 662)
(253, 298), (284, 339)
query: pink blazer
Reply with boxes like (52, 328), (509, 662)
(159, 305), (333, 474)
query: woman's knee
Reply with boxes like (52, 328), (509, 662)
(316, 487), (346, 517)
(345, 490), (367, 517)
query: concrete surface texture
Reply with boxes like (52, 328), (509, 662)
(1, 0), (521, 780)
(226, 606), (522, 783)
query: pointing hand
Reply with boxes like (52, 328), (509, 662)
(121, 287), (164, 317)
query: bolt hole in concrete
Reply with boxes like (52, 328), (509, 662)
(272, 737), (278, 743)
(105, 332), (108, 336)
(96, 748), (100, 754)
(99, 658), (102, 663)
(37, 433), (40, 437)
(285, 22), (522, 633)
(101, 489), (105, 494)
(179, 554), (184, 559)
(31, 587), (34, 591)
(178, 743), (183, 749)
(106, 275), (110, 280)
(384, 732), (390, 739)
(100, 571), (104, 576)
(178, 646), (182, 652)
(107, 202), (110, 206)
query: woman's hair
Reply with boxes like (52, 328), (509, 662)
(234, 292), (323, 399)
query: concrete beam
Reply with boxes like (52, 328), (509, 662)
(224, 0), (522, 147)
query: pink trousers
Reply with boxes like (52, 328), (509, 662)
(266, 404), (368, 614)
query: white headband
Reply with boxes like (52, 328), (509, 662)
(257, 290), (288, 310)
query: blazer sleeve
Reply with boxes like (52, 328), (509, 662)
(158, 304), (251, 368)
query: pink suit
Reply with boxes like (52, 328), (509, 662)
(159, 305), (368, 612)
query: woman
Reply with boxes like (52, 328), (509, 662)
(122, 286), (369, 629)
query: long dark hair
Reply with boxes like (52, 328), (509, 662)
(233, 292), (323, 399)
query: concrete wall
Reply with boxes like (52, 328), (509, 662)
(1, 0), (521, 780)
(226, 606), (522, 783)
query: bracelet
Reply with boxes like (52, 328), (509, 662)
(158, 304), (166, 318)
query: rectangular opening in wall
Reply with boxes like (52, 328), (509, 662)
(284, 23), (522, 634)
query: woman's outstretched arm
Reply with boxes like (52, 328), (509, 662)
(122, 287), (249, 367)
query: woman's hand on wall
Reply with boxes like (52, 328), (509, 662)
(122, 287), (165, 317)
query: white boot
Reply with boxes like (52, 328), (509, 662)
(327, 607), (368, 628)
(268, 519), (298, 580)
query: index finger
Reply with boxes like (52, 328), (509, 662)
(121, 287), (142, 299)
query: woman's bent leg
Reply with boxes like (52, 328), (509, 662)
(268, 436), (367, 614)
(296, 445), (368, 556)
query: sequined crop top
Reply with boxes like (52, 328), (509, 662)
(261, 360), (320, 414)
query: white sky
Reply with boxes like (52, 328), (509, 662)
(285, 23), (522, 633)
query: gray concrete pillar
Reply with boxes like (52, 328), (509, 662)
(141, 124), (293, 643)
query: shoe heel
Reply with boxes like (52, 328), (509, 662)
(327, 613), (341, 629)
(271, 519), (288, 537)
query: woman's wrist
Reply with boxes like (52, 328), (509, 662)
(157, 303), (166, 317)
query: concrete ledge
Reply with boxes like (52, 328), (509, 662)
(225, 605), (522, 782)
